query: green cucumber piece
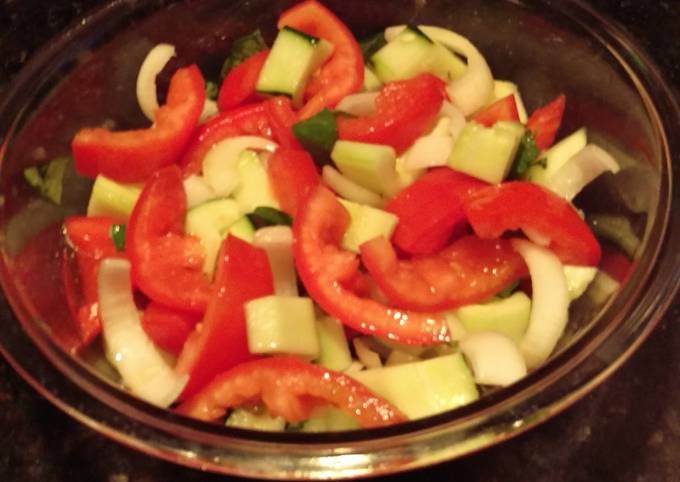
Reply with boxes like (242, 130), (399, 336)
(87, 175), (142, 221)
(453, 292), (531, 344)
(256, 26), (333, 108)
(362, 66), (383, 92)
(245, 295), (320, 358)
(563, 265), (598, 300)
(301, 407), (360, 432)
(225, 215), (255, 243)
(525, 127), (587, 186)
(315, 317), (352, 371)
(226, 408), (286, 431)
(337, 198), (398, 253)
(233, 150), (279, 213)
(449, 121), (525, 183)
(351, 353), (478, 420)
(331, 140), (400, 196)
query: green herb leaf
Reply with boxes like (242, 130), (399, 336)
(292, 108), (337, 165)
(110, 224), (126, 252)
(205, 81), (219, 101)
(220, 29), (268, 79)
(247, 207), (293, 228)
(359, 32), (387, 62)
(23, 156), (70, 205)
(511, 131), (543, 178)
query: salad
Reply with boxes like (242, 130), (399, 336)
(21, 0), (631, 431)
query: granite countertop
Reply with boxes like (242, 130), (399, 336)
(1, 1), (679, 481)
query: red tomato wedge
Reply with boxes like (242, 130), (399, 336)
(141, 302), (201, 355)
(527, 94), (566, 151)
(73, 65), (205, 182)
(177, 356), (406, 428)
(63, 216), (123, 346)
(267, 148), (320, 215)
(127, 166), (211, 312)
(463, 181), (601, 266)
(278, 0), (363, 120)
(294, 185), (450, 345)
(175, 235), (274, 400)
(180, 97), (299, 176)
(217, 49), (269, 111)
(360, 236), (528, 312)
(473, 94), (520, 128)
(337, 73), (447, 154)
(386, 168), (487, 255)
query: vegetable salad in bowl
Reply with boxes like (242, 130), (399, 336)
(13, 0), (635, 432)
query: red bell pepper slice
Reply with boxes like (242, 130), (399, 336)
(73, 65), (205, 182)
(599, 246), (633, 284)
(472, 94), (520, 128)
(360, 235), (527, 312)
(267, 148), (320, 216)
(127, 166), (211, 312)
(63, 216), (123, 346)
(175, 235), (274, 400)
(141, 302), (201, 355)
(386, 168), (487, 256)
(177, 356), (407, 427)
(294, 185), (450, 345)
(336, 73), (447, 154)
(278, 0), (364, 120)
(526, 94), (566, 151)
(463, 181), (601, 266)
(217, 49), (269, 111)
(180, 97), (299, 176)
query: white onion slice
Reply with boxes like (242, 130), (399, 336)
(202, 136), (278, 196)
(136, 43), (176, 121)
(98, 258), (187, 407)
(548, 144), (620, 200)
(335, 92), (378, 117)
(353, 337), (383, 369)
(385, 25), (494, 116)
(439, 101), (467, 141)
(511, 239), (569, 369)
(402, 135), (453, 171)
(460, 332), (527, 386)
(253, 226), (298, 297)
(322, 165), (384, 207)
(183, 174), (217, 208)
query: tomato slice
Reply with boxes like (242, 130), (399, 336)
(267, 148), (320, 216)
(180, 97), (299, 176)
(386, 168), (487, 256)
(175, 235), (274, 400)
(599, 246), (633, 284)
(177, 356), (406, 427)
(127, 166), (211, 312)
(217, 50), (269, 111)
(360, 235), (527, 312)
(463, 181), (601, 266)
(141, 302), (201, 355)
(336, 74), (447, 154)
(73, 65), (205, 182)
(526, 94), (566, 151)
(472, 94), (520, 128)
(294, 185), (450, 345)
(278, 0), (363, 120)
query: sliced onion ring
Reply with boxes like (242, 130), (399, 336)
(548, 144), (620, 201)
(253, 226), (298, 297)
(98, 258), (187, 407)
(136, 43), (176, 121)
(459, 332), (527, 386)
(335, 92), (378, 117)
(322, 165), (384, 207)
(385, 25), (494, 116)
(511, 239), (569, 369)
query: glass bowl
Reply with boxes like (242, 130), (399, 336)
(0, 0), (678, 479)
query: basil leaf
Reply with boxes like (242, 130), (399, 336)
(220, 29), (267, 79)
(110, 224), (126, 252)
(247, 207), (293, 228)
(23, 156), (69, 205)
(511, 131), (544, 178)
(292, 108), (337, 165)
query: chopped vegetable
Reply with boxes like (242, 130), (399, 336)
(220, 29), (268, 79)
(292, 108), (338, 162)
(24, 156), (69, 205)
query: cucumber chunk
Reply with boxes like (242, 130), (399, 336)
(233, 150), (279, 212)
(256, 26), (334, 108)
(225, 216), (255, 243)
(337, 198), (398, 253)
(87, 175), (141, 221)
(331, 140), (400, 196)
(563, 265), (598, 300)
(245, 295), (320, 358)
(362, 66), (383, 92)
(525, 127), (587, 186)
(351, 353), (478, 420)
(315, 317), (352, 371)
(301, 407), (360, 432)
(226, 408), (286, 431)
(449, 121), (525, 183)
(453, 292), (531, 344)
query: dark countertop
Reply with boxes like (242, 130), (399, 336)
(1, 1), (679, 481)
